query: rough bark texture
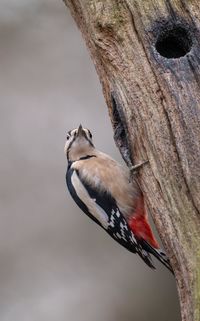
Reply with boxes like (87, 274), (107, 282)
(63, 1), (200, 321)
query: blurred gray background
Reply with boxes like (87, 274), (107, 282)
(0, 1), (180, 321)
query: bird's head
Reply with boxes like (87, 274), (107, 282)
(64, 124), (94, 161)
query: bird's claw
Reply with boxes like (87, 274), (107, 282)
(129, 160), (149, 175)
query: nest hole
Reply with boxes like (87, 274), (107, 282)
(155, 26), (192, 58)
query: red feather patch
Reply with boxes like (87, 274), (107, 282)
(128, 196), (159, 249)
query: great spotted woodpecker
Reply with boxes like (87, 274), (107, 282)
(64, 125), (173, 273)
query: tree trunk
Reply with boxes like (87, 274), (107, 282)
(63, 1), (200, 320)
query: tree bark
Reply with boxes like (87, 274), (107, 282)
(63, 1), (200, 320)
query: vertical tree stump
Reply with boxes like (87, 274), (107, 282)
(63, 1), (200, 320)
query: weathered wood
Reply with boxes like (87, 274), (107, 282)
(63, 1), (200, 320)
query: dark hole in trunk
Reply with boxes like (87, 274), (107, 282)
(155, 26), (192, 58)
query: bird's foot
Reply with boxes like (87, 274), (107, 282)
(129, 160), (149, 175)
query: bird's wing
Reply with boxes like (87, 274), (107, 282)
(66, 166), (155, 269)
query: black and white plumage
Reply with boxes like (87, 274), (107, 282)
(64, 125), (173, 273)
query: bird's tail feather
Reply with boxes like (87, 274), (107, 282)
(139, 239), (174, 274)
(136, 244), (156, 270)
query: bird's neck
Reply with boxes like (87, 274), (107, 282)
(68, 146), (96, 163)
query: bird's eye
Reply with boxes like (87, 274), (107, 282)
(66, 134), (70, 140)
(88, 130), (92, 139)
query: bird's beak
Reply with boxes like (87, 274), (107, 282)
(77, 124), (83, 136)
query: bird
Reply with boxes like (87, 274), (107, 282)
(64, 125), (173, 273)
